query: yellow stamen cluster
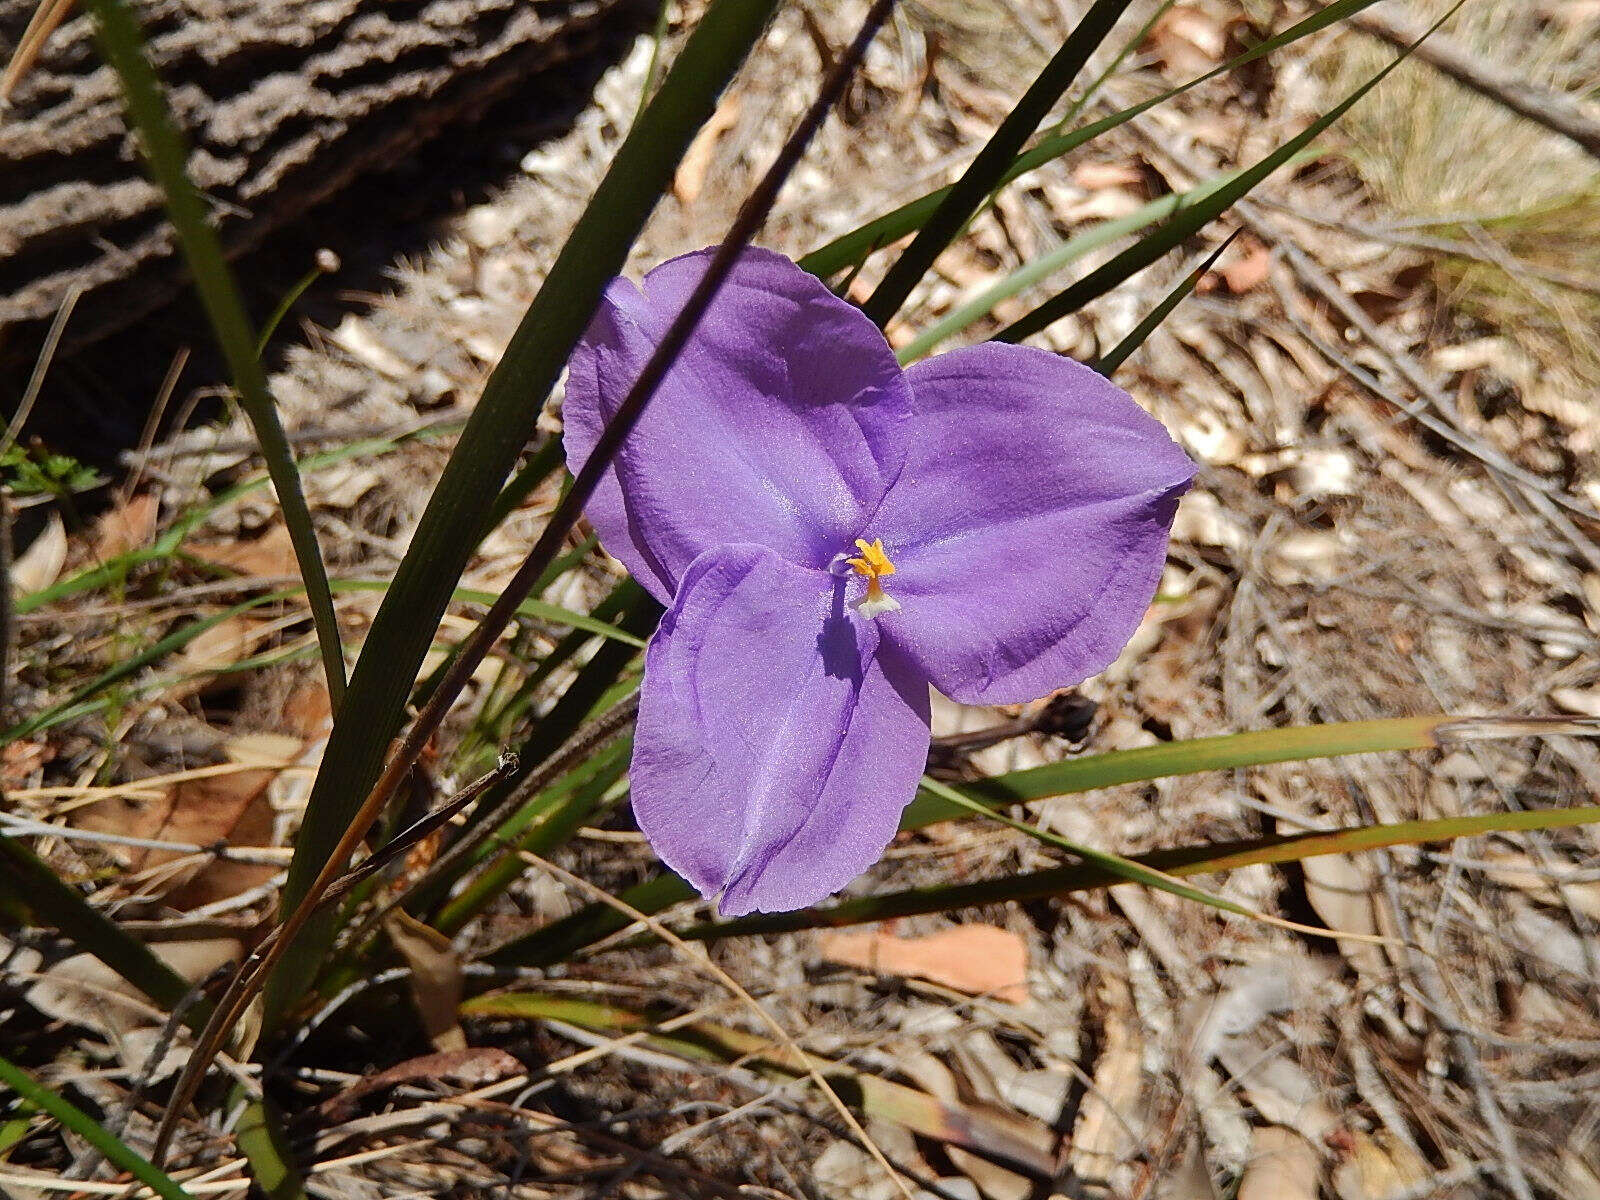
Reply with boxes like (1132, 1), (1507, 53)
(846, 538), (900, 618)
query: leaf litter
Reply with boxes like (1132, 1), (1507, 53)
(7, 0), (1600, 1196)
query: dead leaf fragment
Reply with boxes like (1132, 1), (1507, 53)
(674, 93), (741, 204)
(191, 522), (299, 578)
(1238, 1126), (1319, 1200)
(1147, 4), (1230, 74)
(819, 924), (1029, 1004)
(91, 492), (159, 560)
(27, 937), (244, 1079)
(72, 734), (297, 909)
(387, 910), (466, 1051)
(1218, 240), (1273, 294)
(12, 511), (66, 595)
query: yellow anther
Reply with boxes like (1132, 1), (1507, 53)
(846, 538), (900, 618)
(847, 537), (895, 582)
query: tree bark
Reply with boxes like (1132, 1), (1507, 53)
(0, 0), (624, 349)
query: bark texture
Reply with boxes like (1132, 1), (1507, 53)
(0, 0), (622, 347)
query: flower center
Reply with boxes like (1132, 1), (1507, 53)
(846, 538), (900, 619)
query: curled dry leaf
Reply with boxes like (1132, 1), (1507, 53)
(818, 923), (1030, 1004)
(11, 511), (66, 596)
(1330, 1130), (1431, 1200)
(674, 92), (741, 205)
(386, 909), (466, 1051)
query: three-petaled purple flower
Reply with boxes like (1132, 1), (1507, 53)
(564, 247), (1195, 915)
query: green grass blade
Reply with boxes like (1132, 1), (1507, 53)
(916, 773), (1295, 928)
(1094, 229), (1241, 375)
(328, 580), (643, 648)
(998, 7), (1456, 343)
(434, 738), (631, 934)
(14, 427), (458, 617)
(799, 0), (1382, 281)
(2, 591), (293, 749)
(1056, 0), (1179, 130)
(480, 438), (566, 540)
(267, 0), (778, 1023)
(232, 1089), (308, 1200)
(459, 991), (1057, 1176)
(485, 713), (1589, 967)
(0, 1054), (195, 1199)
(903, 714), (1460, 826)
(676, 802), (1600, 943)
(859, 0), (1135, 325)
(81, 0), (344, 705)
(485, 874), (691, 969)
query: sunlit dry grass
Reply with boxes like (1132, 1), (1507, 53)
(1329, 0), (1600, 393)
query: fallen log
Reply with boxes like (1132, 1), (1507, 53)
(0, 0), (627, 353)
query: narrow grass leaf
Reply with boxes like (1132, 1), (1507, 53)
(998, 7), (1457, 343)
(1095, 228), (1242, 375)
(859, 0), (1136, 325)
(81, 0), (344, 704)
(895, 166), (1260, 362)
(0, 1053), (196, 1200)
(232, 1089), (308, 1200)
(15, 424), (458, 616)
(676, 802), (1600, 942)
(460, 991), (1057, 1177)
(917, 775), (1388, 943)
(486, 713), (1584, 966)
(434, 738), (631, 934)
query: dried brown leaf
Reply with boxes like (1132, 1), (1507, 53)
(387, 909), (465, 1051)
(819, 924), (1029, 1004)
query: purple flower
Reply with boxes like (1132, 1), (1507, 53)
(564, 247), (1195, 916)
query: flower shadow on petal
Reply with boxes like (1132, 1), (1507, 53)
(817, 577), (863, 683)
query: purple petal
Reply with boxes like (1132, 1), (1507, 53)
(563, 247), (913, 603)
(870, 344), (1195, 705)
(632, 543), (931, 916)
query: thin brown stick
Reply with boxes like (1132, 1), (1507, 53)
(0, 0), (76, 102)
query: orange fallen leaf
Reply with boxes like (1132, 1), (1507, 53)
(819, 924), (1030, 1004)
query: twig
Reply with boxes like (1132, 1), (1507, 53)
(0, 0), (77, 102)
(1349, 7), (1600, 165)
(0, 284), (81, 460)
